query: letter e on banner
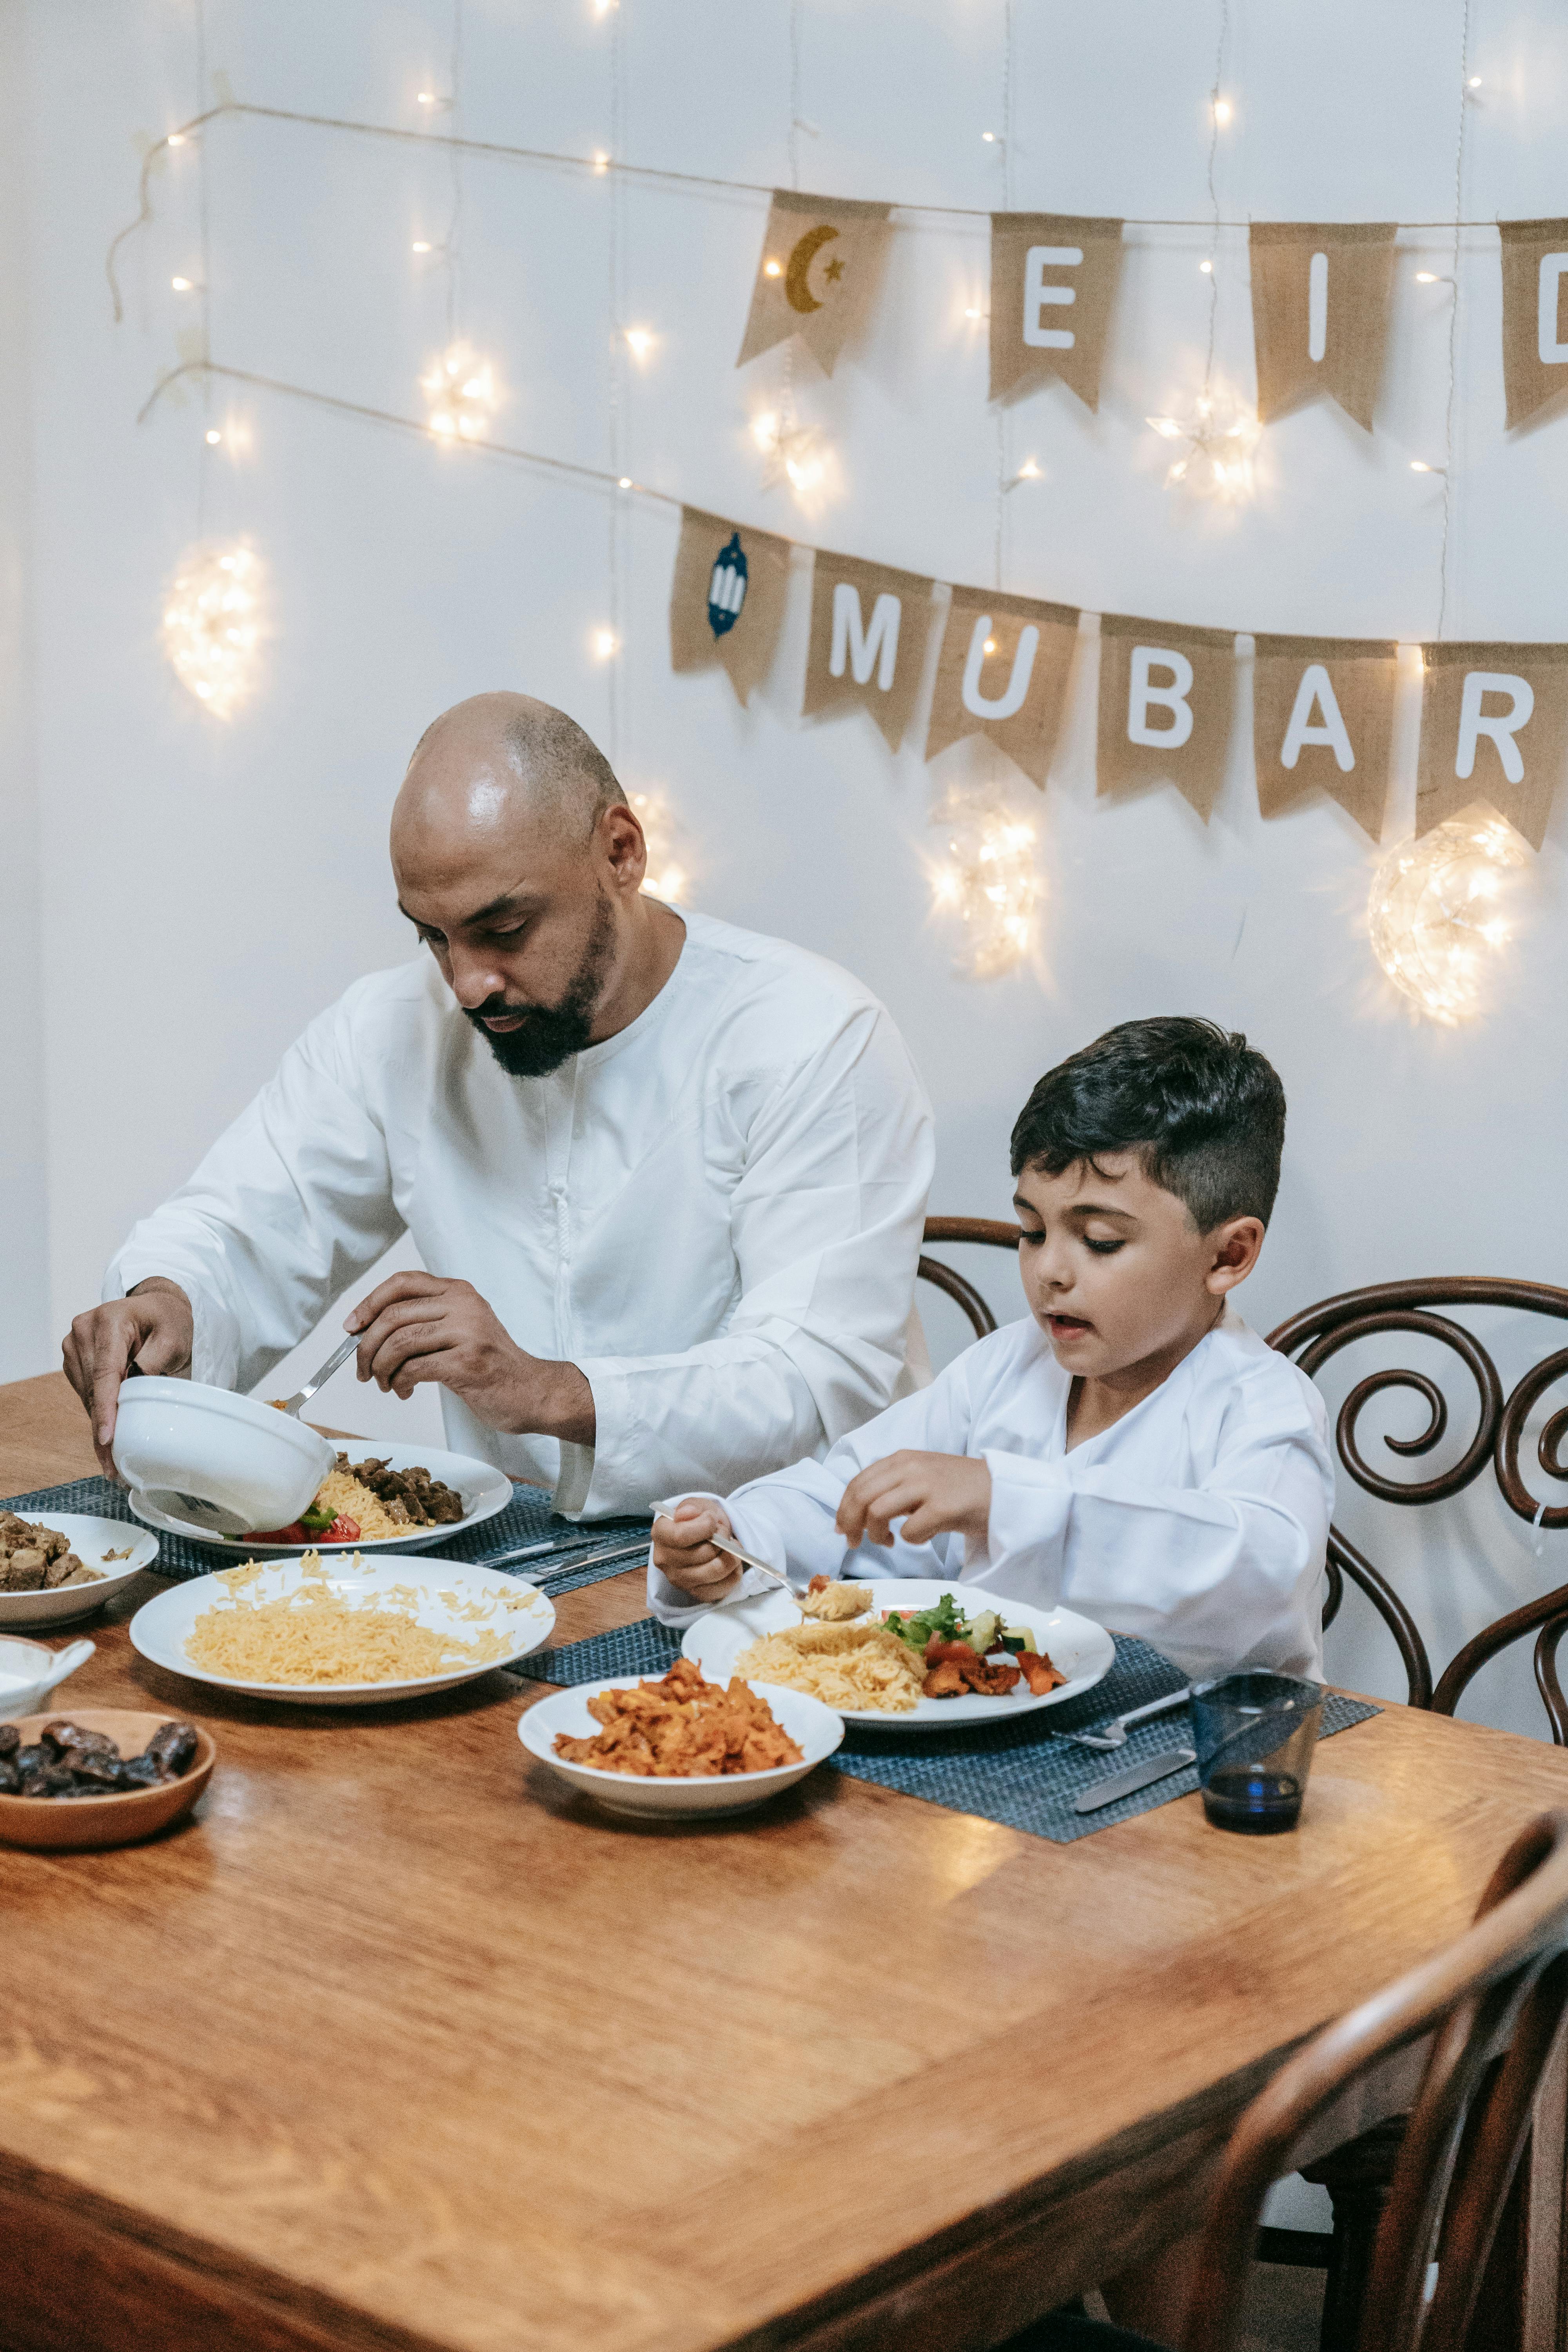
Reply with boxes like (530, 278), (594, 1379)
(1281, 663), (1355, 773)
(1456, 672), (1534, 783)
(830, 583), (901, 690)
(1128, 646), (1195, 748)
(1023, 246), (1082, 350)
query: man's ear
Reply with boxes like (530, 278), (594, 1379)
(1205, 1215), (1265, 1295)
(599, 801), (648, 893)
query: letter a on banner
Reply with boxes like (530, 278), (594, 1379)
(668, 507), (792, 705)
(801, 552), (936, 749)
(736, 191), (893, 377)
(926, 586), (1080, 787)
(1249, 223), (1397, 431)
(1252, 634), (1398, 837)
(1096, 615), (1236, 819)
(1499, 219), (1568, 428)
(1416, 641), (1568, 848)
(989, 214), (1125, 409)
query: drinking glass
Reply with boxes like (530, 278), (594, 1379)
(1191, 1671), (1325, 1835)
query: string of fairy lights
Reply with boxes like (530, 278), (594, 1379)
(125, 9), (1528, 1024)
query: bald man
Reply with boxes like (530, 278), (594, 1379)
(65, 695), (934, 1516)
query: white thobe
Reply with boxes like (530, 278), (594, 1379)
(649, 1307), (1334, 1681)
(105, 908), (935, 1517)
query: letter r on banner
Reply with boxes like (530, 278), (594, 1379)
(830, 583), (902, 690)
(1456, 671), (1534, 782)
(1128, 645), (1194, 748)
(1023, 245), (1083, 350)
(1540, 256), (1568, 364)
(961, 617), (1040, 720)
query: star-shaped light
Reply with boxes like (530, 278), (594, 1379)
(751, 410), (830, 510)
(1145, 388), (1260, 503)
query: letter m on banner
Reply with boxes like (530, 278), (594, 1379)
(802, 552), (936, 750)
(831, 583), (901, 690)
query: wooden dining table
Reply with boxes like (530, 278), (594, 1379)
(5, 1368), (1568, 2352)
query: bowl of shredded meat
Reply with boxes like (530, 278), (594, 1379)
(518, 1657), (844, 1818)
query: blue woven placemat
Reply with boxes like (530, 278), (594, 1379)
(511, 1617), (1380, 1844)
(1, 1474), (651, 1594)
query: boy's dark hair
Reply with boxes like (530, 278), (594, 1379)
(1009, 1016), (1287, 1230)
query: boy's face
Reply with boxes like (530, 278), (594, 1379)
(1012, 1153), (1264, 1384)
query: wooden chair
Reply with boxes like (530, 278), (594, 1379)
(1009, 1810), (1568, 2352)
(918, 1217), (1023, 1341)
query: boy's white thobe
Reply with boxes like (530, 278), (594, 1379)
(103, 909), (934, 1517)
(649, 1307), (1333, 1681)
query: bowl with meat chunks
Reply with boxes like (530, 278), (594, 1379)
(0, 1512), (160, 1631)
(0, 1710), (214, 1849)
(129, 1443), (513, 1555)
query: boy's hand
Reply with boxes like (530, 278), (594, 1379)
(650, 1499), (744, 1603)
(836, 1452), (992, 1549)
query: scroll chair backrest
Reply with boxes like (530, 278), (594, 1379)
(1268, 1280), (1568, 1716)
(918, 1217), (1023, 1343)
(1181, 1810), (1568, 2352)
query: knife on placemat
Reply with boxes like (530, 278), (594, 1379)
(1072, 1747), (1197, 1815)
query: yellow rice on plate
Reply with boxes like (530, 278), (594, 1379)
(184, 1550), (537, 1685)
(733, 1619), (925, 1714)
(300, 1467), (407, 1541)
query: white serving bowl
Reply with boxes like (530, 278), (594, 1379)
(111, 1377), (334, 1533)
(0, 1635), (96, 1723)
(518, 1675), (844, 1818)
(0, 1514), (160, 1632)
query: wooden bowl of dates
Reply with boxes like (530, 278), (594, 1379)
(0, 1710), (214, 1851)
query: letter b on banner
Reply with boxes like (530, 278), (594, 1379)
(1128, 646), (1194, 748)
(830, 583), (902, 691)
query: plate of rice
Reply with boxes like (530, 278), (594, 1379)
(127, 1443), (514, 1554)
(682, 1579), (1114, 1730)
(129, 1550), (554, 1705)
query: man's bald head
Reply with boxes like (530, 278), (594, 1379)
(394, 692), (627, 857)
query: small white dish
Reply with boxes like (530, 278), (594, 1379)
(682, 1579), (1115, 1731)
(127, 1442), (514, 1554)
(0, 1635), (96, 1723)
(519, 1674), (843, 1817)
(129, 1555), (554, 1707)
(113, 1377), (335, 1532)
(0, 1514), (160, 1630)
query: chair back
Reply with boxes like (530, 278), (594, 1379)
(1181, 1810), (1568, 2352)
(918, 1217), (1023, 1343)
(1268, 1280), (1568, 1715)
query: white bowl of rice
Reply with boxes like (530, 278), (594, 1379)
(113, 1377), (334, 1533)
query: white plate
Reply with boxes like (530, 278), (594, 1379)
(682, 1579), (1114, 1731)
(519, 1675), (843, 1817)
(129, 1554), (555, 1706)
(0, 1514), (161, 1631)
(127, 1443), (514, 1555)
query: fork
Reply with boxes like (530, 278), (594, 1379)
(271, 1332), (363, 1419)
(1050, 1685), (1193, 1752)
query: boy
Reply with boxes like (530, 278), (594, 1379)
(650, 1016), (1333, 1682)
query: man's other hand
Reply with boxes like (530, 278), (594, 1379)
(835, 1450), (992, 1549)
(345, 1272), (595, 1443)
(650, 1499), (743, 1603)
(62, 1280), (194, 1478)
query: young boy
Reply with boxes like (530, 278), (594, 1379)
(650, 1016), (1333, 1682)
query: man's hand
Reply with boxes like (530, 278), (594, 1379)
(344, 1272), (595, 1443)
(650, 1499), (743, 1604)
(836, 1450), (993, 1550)
(62, 1280), (194, 1478)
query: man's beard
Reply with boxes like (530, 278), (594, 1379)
(463, 893), (617, 1078)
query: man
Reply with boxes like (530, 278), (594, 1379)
(63, 695), (934, 1517)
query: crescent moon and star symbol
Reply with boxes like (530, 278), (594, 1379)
(784, 222), (848, 315)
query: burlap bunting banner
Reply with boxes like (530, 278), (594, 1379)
(1249, 223), (1396, 432)
(1096, 616), (1235, 819)
(1499, 218), (1568, 430)
(668, 507), (791, 705)
(1415, 642), (1568, 850)
(1252, 635), (1398, 837)
(736, 192), (893, 376)
(988, 214), (1125, 410)
(926, 588), (1079, 787)
(801, 552), (936, 749)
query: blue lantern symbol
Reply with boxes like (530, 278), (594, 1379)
(707, 532), (748, 639)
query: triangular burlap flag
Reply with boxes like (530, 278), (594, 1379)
(1096, 615), (1236, 820)
(736, 192), (892, 377)
(1416, 642), (1568, 850)
(925, 588), (1079, 788)
(989, 214), (1123, 410)
(668, 507), (792, 706)
(1252, 635), (1397, 837)
(801, 552), (935, 750)
(1249, 223), (1396, 432)
(1499, 219), (1568, 429)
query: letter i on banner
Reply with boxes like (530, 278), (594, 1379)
(1096, 615), (1237, 818)
(668, 508), (792, 703)
(1416, 641), (1568, 849)
(1252, 635), (1398, 837)
(1249, 224), (1397, 430)
(1499, 219), (1568, 428)
(989, 214), (1125, 409)
(800, 553), (936, 749)
(925, 587), (1080, 787)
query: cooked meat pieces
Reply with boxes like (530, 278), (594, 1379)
(0, 1724), (19, 1757)
(0, 1514), (102, 1593)
(922, 1637), (1023, 1699)
(1017, 1649), (1067, 1696)
(336, 1454), (465, 1526)
(554, 1657), (804, 1778)
(0, 1718), (201, 1802)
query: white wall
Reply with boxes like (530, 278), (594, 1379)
(4, 0), (1568, 1731)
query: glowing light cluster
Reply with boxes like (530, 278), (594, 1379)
(751, 410), (830, 510)
(160, 541), (263, 719)
(419, 343), (499, 441)
(1146, 387), (1261, 501)
(926, 790), (1040, 979)
(630, 789), (690, 905)
(1367, 808), (1528, 1025)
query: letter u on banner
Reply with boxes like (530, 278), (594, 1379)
(962, 618), (1038, 719)
(925, 588), (1079, 788)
